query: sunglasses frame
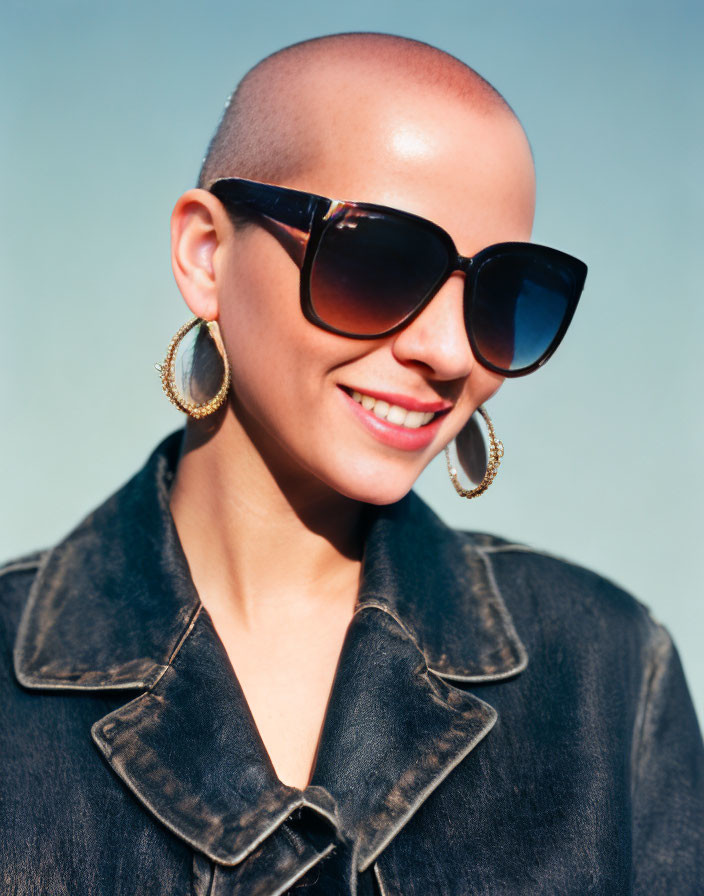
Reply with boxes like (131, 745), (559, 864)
(209, 177), (587, 377)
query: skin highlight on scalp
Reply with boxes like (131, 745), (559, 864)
(197, 32), (521, 190)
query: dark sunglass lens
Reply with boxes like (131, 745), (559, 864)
(309, 209), (450, 335)
(470, 249), (575, 373)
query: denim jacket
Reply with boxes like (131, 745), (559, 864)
(2, 430), (702, 895)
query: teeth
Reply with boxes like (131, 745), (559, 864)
(386, 405), (406, 425)
(373, 401), (390, 420)
(349, 390), (437, 428)
(404, 411), (425, 428)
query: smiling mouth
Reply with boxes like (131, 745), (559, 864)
(342, 387), (450, 430)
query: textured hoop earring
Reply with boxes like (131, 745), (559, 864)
(155, 317), (231, 419)
(444, 405), (504, 499)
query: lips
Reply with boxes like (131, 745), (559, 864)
(349, 390), (436, 429)
(338, 385), (451, 451)
(342, 386), (452, 415)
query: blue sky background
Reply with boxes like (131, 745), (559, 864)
(1, 0), (702, 720)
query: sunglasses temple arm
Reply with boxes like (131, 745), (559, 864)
(210, 180), (321, 233)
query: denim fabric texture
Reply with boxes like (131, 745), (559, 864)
(2, 429), (702, 895)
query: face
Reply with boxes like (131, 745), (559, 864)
(212, 79), (536, 505)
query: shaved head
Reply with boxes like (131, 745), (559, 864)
(176, 32), (537, 506)
(197, 33), (520, 189)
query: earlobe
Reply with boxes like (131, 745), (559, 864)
(170, 189), (227, 322)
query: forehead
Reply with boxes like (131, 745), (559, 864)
(282, 73), (536, 252)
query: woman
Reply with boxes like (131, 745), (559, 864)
(2, 33), (702, 895)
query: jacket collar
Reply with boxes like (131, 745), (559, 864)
(14, 430), (528, 892)
(14, 430), (526, 690)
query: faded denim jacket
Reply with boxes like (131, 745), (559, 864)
(2, 431), (702, 895)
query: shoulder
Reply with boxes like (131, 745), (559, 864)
(0, 550), (48, 667)
(457, 528), (667, 662)
(455, 530), (701, 759)
(402, 492), (666, 661)
(0, 549), (47, 609)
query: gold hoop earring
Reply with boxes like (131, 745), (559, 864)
(444, 405), (504, 499)
(155, 317), (231, 419)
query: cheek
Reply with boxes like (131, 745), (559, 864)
(470, 363), (505, 401)
(215, 239), (355, 430)
(454, 368), (505, 435)
(218, 233), (295, 341)
(218, 237), (302, 378)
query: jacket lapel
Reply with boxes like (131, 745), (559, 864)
(310, 492), (527, 872)
(309, 603), (498, 873)
(91, 604), (343, 891)
(13, 430), (528, 893)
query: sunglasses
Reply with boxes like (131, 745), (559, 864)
(209, 177), (587, 377)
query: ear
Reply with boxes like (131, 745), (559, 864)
(170, 188), (232, 321)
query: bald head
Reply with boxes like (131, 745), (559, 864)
(197, 33), (521, 189)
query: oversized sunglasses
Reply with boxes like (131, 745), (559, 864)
(209, 177), (587, 377)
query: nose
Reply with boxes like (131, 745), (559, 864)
(390, 272), (475, 380)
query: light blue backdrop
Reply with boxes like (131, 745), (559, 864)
(2, 1), (702, 722)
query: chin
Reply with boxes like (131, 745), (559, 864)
(326, 468), (418, 506)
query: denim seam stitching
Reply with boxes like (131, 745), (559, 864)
(630, 622), (671, 800)
(373, 860), (390, 896)
(0, 557), (45, 578)
(148, 602), (203, 691)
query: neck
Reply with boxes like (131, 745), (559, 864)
(169, 410), (367, 631)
